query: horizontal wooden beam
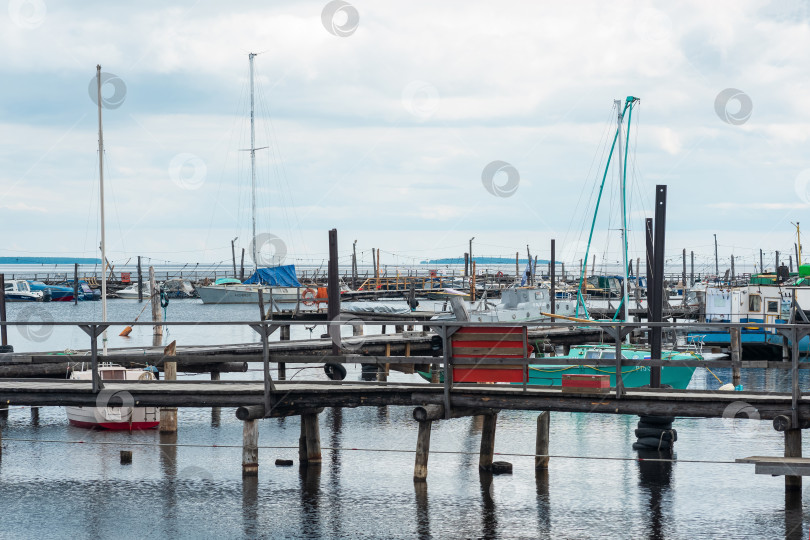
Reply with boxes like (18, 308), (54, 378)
(412, 404), (498, 421)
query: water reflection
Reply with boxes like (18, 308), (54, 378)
(159, 431), (179, 539)
(536, 468), (551, 538)
(785, 490), (803, 540)
(636, 449), (673, 540)
(299, 464), (322, 537)
(242, 475), (259, 538)
(479, 471), (498, 540)
(414, 481), (431, 540)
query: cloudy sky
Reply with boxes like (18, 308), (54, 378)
(2, 0), (809, 274)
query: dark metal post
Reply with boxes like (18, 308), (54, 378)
(240, 248), (245, 281)
(464, 253), (469, 277)
(137, 256), (143, 302)
(550, 239), (556, 321)
(760, 248), (764, 273)
(650, 186), (667, 388)
(328, 229), (340, 356)
(776, 250), (780, 271)
(352, 240), (358, 290)
(714, 233), (719, 276)
(231, 239), (238, 278)
(0, 274), (7, 347)
(645, 218), (654, 321)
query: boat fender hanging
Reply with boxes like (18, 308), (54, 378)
(160, 291), (170, 308)
(324, 363), (347, 380)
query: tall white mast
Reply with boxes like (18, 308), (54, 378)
(616, 99), (630, 341)
(96, 65), (108, 355)
(249, 52), (258, 271)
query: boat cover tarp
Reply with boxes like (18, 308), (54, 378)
(243, 265), (302, 287)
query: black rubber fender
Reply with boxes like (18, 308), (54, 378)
(637, 421), (672, 430)
(638, 415), (675, 426)
(635, 428), (677, 441)
(324, 362), (347, 381)
(634, 437), (673, 450)
(0, 344), (13, 353)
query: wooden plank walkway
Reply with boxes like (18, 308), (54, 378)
(0, 379), (804, 419)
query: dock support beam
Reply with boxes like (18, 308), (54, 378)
(160, 341), (178, 433)
(299, 412), (322, 465)
(242, 419), (259, 477)
(279, 325), (290, 380)
(414, 420), (432, 481)
(785, 429), (802, 491)
(535, 412), (550, 470)
(211, 370), (221, 425)
(479, 413), (498, 471)
(730, 327), (742, 387)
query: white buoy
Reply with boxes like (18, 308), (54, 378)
(718, 383), (735, 391)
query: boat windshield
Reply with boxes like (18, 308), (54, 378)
(584, 351), (600, 360)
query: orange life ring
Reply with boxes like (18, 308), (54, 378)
(496, 271), (504, 277)
(302, 288), (317, 306)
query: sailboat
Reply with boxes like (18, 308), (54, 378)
(64, 65), (159, 430)
(197, 53), (307, 307)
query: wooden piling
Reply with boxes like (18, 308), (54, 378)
(301, 412), (322, 465)
(160, 340), (178, 433)
(785, 428), (802, 491)
(149, 266), (162, 346)
(414, 420), (432, 481)
(535, 411), (550, 470)
(279, 325), (290, 380)
(242, 419), (259, 476)
(211, 370), (221, 425)
(73, 264), (79, 305)
(30, 406), (39, 425)
(479, 413), (498, 471)
(120, 450), (133, 464)
(730, 327), (742, 386)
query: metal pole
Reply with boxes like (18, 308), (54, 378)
(96, 65), (108, 356)
(137, 256), (143, 302)
(232, 238), (238, 278)
(248, 53), (259, 271)
(550, 239), (556, 322)
(645, 218), (653, 321)
(713, 234), (719, 277)
(760, 248), (764, 273)
(328, 229), (340, 355)
(650, 186), (667, 388)
(0, 274), (7, 347)
(690, 251), (694, 287)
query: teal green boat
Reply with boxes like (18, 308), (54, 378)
(417, 344), (702, 390)
(526, 344), (700, 389)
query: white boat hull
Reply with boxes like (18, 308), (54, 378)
(198, 285), (303, 304)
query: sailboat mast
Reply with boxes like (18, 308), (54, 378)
(96, 65), (108, 355)
(616, 99), (630, 331)
(249, 52), (258, 270)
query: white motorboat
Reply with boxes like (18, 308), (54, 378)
(115, 282), (149, 299)
(3, 279), (44, 301)
(432, 286), (576, 322)
(65, 365), (160, 430)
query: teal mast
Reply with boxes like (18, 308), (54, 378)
(576, 96), (640, 318)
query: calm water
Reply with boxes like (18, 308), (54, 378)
(1, 300), (809, 539)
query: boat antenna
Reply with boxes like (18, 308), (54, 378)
(96, 65), (108, 355)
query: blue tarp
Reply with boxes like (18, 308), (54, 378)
(243, 265), (302, 287)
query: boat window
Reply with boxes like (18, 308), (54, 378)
(767, 300), (779, 313)
(100, 370), (126, 380)
(601, 351), (616, 359)
(584, 351), (600, 360)
(748, 294), (761, 312)
(4, 284), (10, 291)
